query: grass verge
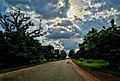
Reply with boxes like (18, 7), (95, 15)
(73, 58), (120, 77)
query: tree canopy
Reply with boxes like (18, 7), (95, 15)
(0, 9), (67, 69)
(73, 19), (120, 67)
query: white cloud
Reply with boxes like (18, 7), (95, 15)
(1, 0), (120, 50)
(57, 20), (73, 26)
(40, 39), (64, 50)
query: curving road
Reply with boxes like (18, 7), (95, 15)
(0, 60), (86, 81)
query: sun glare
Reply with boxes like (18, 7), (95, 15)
(67, 7), (74, 18)
(67, 0), (81, 20)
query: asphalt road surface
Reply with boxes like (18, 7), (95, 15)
(0, 60), (86, 81)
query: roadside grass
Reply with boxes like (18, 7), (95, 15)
(0, 60), (49, 74)
(74, 58), (120, 77)
(75, 58), (109, 68)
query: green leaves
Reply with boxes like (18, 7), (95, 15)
(78, 19), (120, 67)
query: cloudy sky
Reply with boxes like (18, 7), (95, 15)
(0, 0), (120, 50)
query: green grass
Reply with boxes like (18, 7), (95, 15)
(74, 58), (120, 77)
(75, 58), (109, 68)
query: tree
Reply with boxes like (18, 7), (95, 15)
(68, 49), (75, 58)
(54, 49), (61, 59)
(42, 45), (54, 61)
(0, 9), (46, 38)
(60, 50), (67, 59)
(0, 9), (48, 68)
(78, 19), (120, 67)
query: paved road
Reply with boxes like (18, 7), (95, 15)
(0, 60), (85, 81)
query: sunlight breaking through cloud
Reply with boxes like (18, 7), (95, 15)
(0, 0), (120, 50)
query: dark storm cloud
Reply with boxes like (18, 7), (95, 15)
(5, 0), (70, 19)
(46, 29), (75, 39)
(46, 26), (82, 40)
(57, 20), (73, 26)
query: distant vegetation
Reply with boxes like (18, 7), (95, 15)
(74, 58), (109, 68)
(69, 19), (120, 76)
(0, 9), (67, 70)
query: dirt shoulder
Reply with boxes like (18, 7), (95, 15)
(70, 59), (100, 81)
(72, 60), (120, 81)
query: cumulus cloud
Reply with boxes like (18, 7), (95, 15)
(71, 0), (120, 35)
(46, 27), (81, 39)
(57, 20), (73, 26)
(81, 0), (120, 20)
(46, 19), (83, 40)
(39, 38), (64, 50)
(90, 0), (120, 11)
(1, 0), (120, 50)
(5, 0), (70, 19)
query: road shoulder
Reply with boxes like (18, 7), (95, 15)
(70, 60), (101, 81)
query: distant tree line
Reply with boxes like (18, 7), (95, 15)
(0, 9), (67, 69)
(69, 19), (120, 67)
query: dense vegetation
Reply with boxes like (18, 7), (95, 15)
(0, 9), (67, 69)
(69, 19), (120, 68)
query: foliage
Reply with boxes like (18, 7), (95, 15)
(74, 19), (120, 68)
(60, 50), (67, 59)
(74, 58), (120, 77)
(0, 9), (67, 69)
(68, 49), (75, 58)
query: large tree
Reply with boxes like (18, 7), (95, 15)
(0, 9), (48, 68)
(0, 9), (46, 38)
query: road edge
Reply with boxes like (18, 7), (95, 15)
(70, 59), (101, 81)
